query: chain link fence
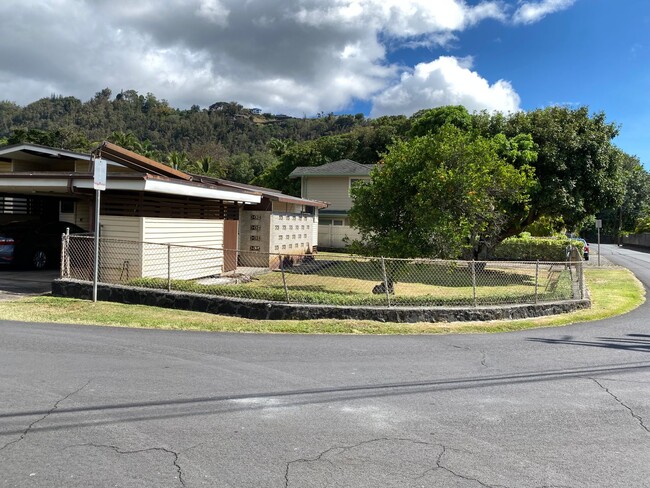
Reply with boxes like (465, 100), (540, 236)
(62, 235), (585, 307)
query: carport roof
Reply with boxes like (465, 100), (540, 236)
(0, 172), (261, 203)
(0, 143), (92, 162)
(0, 143), (262, 204)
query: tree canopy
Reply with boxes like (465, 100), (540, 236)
(349, 125), (536, 258)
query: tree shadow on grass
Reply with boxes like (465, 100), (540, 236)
(287, 259), (538, 288)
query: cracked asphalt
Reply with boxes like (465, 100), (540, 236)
(1, 244), (649, 487)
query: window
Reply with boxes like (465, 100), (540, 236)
(333, 220), (344, 226)
(319, 219), (332, 226)
(60, 200), (75, 214)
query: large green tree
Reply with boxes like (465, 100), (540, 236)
(410, 106), (627, 237)
(500, 106), (625, 234)
(349, 125), (536, 259)
(595, 150), (650, 237)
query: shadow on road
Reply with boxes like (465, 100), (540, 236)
(527, 333), (650, 353)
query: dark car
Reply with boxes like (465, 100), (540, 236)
(572, 238), (590, 261)
(0, 220), (86, 270)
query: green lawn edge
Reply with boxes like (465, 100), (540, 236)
(0, 268), (644, 335)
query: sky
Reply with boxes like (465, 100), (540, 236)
(1, 0), (649, 165)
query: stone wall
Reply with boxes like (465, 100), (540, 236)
(622, 233), (650, 249)
(52, 279), (591, 323)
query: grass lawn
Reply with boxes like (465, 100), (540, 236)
(0, 267), (643, 334)
(129, 260), (574, 306)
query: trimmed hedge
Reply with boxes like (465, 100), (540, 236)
(491, 236), (584, 261)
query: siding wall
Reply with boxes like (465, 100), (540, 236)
(95, 216), (225, 282)
(303, 176), (355, 210)
(75, 200), (92, 230)
(140, 217), (224, 280)
(98, 216), (144, 282)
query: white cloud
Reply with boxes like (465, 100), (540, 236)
(0, 0), (569, 117)
(370, 56), (521, 117)
(513, 0), (576, 25)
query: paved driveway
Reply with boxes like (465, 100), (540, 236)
(0, 244), (648, 487)
(0, 268), (59, 300)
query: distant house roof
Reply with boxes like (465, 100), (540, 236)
(289, 159), (375, 178)
(194, 176), (328, 209)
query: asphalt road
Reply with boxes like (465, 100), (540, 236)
(1, 244), (649, 487)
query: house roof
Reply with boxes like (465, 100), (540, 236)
(289, 159), (375, 178)
(93, 141), (191, 181)
(194, 176), (329, 209)
(0, 143), (93, 162)
(0, 143), (261, 204)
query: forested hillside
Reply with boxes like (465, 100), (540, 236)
(0, 88), (395, 183)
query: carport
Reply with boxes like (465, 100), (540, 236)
(0, 143), (261, 277)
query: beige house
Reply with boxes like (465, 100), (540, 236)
(0, 142), (260, 279)
(289, 159), (374, 249)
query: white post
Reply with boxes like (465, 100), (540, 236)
(92, 189), (100, 302)
(91, 156), (106, 303)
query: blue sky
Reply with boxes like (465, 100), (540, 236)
(0, 0), (648, 165)
(377, 0), (650, 165)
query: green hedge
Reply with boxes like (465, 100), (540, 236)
(491, 236), (584, 261)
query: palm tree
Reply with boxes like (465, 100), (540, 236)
(167, 150), (189, 171)
(108, 131), (140, 151)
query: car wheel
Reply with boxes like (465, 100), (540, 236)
(32, 250), (48, 270)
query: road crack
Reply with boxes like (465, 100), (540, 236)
(284, 437), (433, 488)
(592, 378), (649, 434)
(67, 443), (185, 486)
(285, 438), (506, 488)
(0, 380), (91, 453)
(431, 445), (508, 488)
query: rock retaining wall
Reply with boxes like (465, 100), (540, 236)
(52, 279), (590, 323)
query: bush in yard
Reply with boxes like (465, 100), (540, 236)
(491, 236), (584, 261)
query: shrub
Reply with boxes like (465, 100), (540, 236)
(491, 236), (583, 261)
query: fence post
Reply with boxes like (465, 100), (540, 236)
(471, 260), (477, 307)
(534, 260), (539, 304)
(167, 244), (171, 292)
(280, 255), (290, 303)
(60, 230), (70, 279)
(381, 257), (391, 307)
(578, 261), (585, 299)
